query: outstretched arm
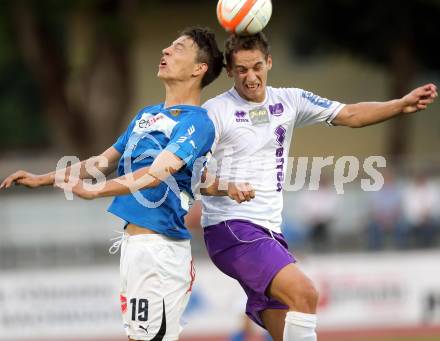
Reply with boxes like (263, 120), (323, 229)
(0, 146), (121, 190)
(97, 150), (183, 197)
(332, 83), (438, 128)
(55, 149), (184, 199)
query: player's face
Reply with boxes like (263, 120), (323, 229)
(158, 36), (201, 84)
(228, 49), (272, 103)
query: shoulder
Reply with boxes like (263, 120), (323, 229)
(180, 109), (215, 133)
(195, 111), (215, 134)
(267, 86), (304, 100)
(203, 90), (237, 128)
(203, 90), (233, 112)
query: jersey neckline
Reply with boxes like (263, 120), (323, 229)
(159, 102), (206, 113)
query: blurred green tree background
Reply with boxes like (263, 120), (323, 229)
(0, 0), (438, 159)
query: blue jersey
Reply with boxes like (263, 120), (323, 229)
(108, 103), (215, 239)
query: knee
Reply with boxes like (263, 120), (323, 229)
(286, 278), (319, 313)
(299, 280), (319, 309)
(304, 281), (319, 308)
(269, 264), (320, 313)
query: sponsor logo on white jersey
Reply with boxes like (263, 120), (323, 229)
(234, 110), (249, 123)
(249, 107), (270, 125)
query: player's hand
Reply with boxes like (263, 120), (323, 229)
(54, 179), (98, 200)
(401, 83), (437, 114)
(0, 170), (45, 189)
(227, 182), (255, 204)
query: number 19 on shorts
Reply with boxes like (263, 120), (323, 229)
(130, 298), (149, 321)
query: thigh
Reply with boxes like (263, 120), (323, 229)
(267, 263), (317, 313)
(121, 235), (193, 341)
(205, 220), (295, 295)
(205, 220), (294, 328)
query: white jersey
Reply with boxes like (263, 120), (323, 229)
(201, 86), (345, 233)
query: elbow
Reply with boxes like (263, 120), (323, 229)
(335, 105), (364, 128)
(147, 174), (162, 188)
(138, 172), (162, 190)
(149, 178), (162, 188)
(348, 119), (364, 128)
(344, 113), (365, 128)
(335, 116), (363, 128)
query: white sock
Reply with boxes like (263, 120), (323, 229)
(283, 311), (317, 341)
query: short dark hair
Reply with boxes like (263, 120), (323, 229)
(180, 27), (224, 88)
(224, 32), (271, 67)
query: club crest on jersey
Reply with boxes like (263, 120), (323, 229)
(234, 111), (249, 122)
(169, 109), (182, 116)
(249, 107), (269, 125)
(269, 103), (284, 116)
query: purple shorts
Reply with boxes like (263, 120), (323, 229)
(203, 219), (296, 328)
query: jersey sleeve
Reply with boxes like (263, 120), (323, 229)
(165, 113), (215, 169)
(288, 88), (345, 128)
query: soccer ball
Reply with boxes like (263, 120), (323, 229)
(217, 0), (272, 36)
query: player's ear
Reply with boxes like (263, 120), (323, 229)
(226, 65), (233, 78)
(267, 55), (273, 71)
(193, 63), (208, 77)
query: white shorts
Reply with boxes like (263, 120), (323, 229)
(119, 233), (194, 341)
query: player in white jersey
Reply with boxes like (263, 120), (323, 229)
(200, 33), (437, 341)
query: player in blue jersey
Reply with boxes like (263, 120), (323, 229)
(1, 27), (224, 341)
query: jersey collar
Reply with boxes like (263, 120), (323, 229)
(160, 103), (205, 113)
